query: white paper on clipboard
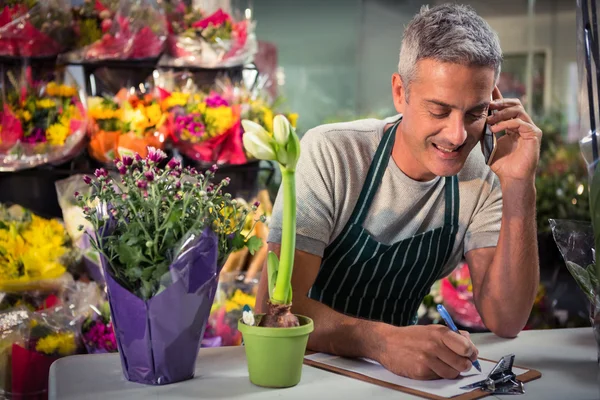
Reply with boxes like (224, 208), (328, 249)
(304, 353), (528, 398)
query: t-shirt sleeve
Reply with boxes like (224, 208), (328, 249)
(463, 173), (503, 254)
(267, 129), (337, 257)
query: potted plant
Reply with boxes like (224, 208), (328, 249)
(237, 115), (314, 388)
(77, 147), (263, 385)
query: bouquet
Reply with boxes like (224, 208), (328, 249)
(0, 204), (75, 293)
(161, 89), (245, 164)
(65, 0), (167, 62)
(75, 148), (264, 383)
(71, 0), (120, 49)
(160, 1), (257, 68)
(81, 301), (117, 354)
(10, 311), (80, 397)
(87, 88), (169, 163)
(0, 71), (87, 171)
(0, 0), (74, 57)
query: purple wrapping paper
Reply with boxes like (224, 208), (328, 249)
(101, 228), (221, 385)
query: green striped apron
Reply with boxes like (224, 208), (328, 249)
(308, 120), (459, 326)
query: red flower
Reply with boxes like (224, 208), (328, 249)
(192, 8), (231, 29)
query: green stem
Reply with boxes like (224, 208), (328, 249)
(272, 167), (296, 304)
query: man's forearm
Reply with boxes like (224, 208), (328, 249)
(255, 280), (387, 360)
(478, 179), (539, 337)
(293, 296), (388, 359)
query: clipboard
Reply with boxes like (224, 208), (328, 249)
(303, 354), (541, 400)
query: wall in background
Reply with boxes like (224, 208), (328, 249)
(253, 0), (576, 134)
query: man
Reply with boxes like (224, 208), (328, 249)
(257, 3), (541, 380)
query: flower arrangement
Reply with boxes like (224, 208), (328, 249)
(76, 147), (264, 384)
(87, 88), (169, 163)
(71, 0), (120, 49)
(77, 147), (263, 299)
(161, 1), (256, 68)
(0, 0), (74, 57)
(0, 72), (86, 171)
(162, 89), (245, 164)
(0, 204), (73, 292)
(9, 312), (80, 396)
(66, 0), (167, 61)
(81, 301), (117, 354)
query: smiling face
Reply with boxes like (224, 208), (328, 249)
(391, 59), (496, 181)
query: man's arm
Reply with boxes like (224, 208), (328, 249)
(466, 87), (541, 338)
(465, 181), (539, 338)
(255, 243), (479, 380)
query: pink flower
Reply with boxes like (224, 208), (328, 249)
(205, 92), (229, 108)
(83, 176), (92, 185)
(167, 158), (180, 169)
(147, 147), (167, 164)
(94, 168), (108, 178)
(144, 170), (154, 182)
(136, 180), (148, 190)
(122, 155), (133, 166)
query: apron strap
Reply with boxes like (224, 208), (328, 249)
(351, 120), (400, 226)
(443, 175), (460, 227)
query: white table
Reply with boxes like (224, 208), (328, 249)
(49, 328), (598, 399)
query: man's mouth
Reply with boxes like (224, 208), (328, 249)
(432, 143), (463, 159)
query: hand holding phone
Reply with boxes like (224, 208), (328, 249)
(481, 108), (497, 166)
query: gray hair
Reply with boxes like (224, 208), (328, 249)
(398, 3), (502, 98)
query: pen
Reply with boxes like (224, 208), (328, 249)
(436, 304), (482, 373)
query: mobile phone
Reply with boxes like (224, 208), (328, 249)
(481, 108), (497, 166)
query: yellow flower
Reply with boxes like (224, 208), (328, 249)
(89, 107), (120, 121)
(262, 107), (274, 132)
(204, 106), (234, 137)
(162, 92), (189, 110)
(36, 332), (76, 356)
(287, 113), (298, 128)
(0, 215), (68, 290)
(58, 85), (77, 98)
(46, 82), (77, 98)
(46, 123), (69, 146)
(36, 99), (56, 109)
(19, 110), (32, 122)
(145, 103), (163, 127)
(46, 82), (59, 97)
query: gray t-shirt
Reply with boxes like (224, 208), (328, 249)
(268, 115), (502, 277)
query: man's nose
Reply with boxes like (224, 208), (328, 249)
(442, 115), (468, 147)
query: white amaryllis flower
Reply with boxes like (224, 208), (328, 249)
(242, 310), (255, 326)
(273, 114), (291, 146)
(242, 131), (277, 161)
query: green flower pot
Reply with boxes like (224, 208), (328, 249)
(238, 314), (314, 388)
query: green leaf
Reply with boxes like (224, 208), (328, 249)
(246, 236), (263, 255)
(267, 251), (279, 300)
(586, 263), (600, 292)
(231, 232), (246, 251)
(566, 261), (596, 303)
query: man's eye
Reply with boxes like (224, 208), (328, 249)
(467, 112), (486, 120)
(430, 112), (450, 119)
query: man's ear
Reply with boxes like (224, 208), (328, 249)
(392, 73), (407, 114)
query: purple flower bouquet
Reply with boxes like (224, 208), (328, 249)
(76, 148), (264, 385)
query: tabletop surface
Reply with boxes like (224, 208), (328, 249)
(49, 327), (599, 400)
